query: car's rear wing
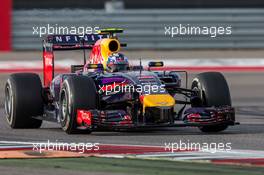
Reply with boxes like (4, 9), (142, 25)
(42, 29), (126, 87)
(42, 34), (109, 87)
(43, 34), (109, 51)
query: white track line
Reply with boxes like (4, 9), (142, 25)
(2, 140), (264, 161)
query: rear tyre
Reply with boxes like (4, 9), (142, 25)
(191, 72), (231, 133)
(4, 73), (43, 128)
(59, 76), (98, 134)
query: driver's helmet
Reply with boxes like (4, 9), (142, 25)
(106, 53), (129, 72)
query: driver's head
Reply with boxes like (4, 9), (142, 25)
(106, 53), (129, 72)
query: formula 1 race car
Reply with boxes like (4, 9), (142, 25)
(4, 29), (237, 134)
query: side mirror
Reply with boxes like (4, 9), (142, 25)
(148, 61), (164, 71)
(87, 64), (104, 69)
(148, 61), (164, 67)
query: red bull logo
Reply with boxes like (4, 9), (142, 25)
(89, 38), (120, 69)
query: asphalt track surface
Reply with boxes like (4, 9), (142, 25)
(0, 71), (263, 151)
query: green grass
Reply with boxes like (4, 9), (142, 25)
(0, 157), (263, 175)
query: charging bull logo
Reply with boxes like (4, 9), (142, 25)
(89, 44), (104, 65)
(89, 38), (121, 69)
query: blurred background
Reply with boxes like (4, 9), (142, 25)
(1, 0), (264, 51)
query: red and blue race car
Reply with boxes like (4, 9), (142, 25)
(4, 29), (237, 134)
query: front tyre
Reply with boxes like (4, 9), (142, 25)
(191, 72), (231, 133)
(59, 76), (98, 134)
(5, 73), (43, 128)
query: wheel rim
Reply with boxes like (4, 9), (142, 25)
(192, 80), (204, 102)
(5, 84), (13, 123)
(61, 91), (68, 122)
